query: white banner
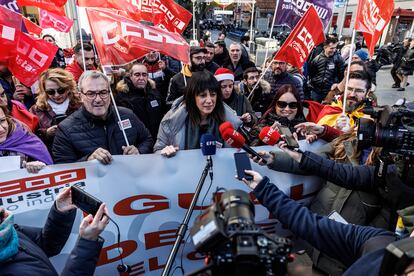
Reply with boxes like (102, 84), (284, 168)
(1, 143), (325, 275)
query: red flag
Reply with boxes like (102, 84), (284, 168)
(23, 17), (43, 36)
(76, 0), (142, 21)
(86, 8), (190, 65)
(152, 0), (192, 34)
(17, 0), (66, 16)
(39, 9), (73, 32)
(0, 5), (22, 61)
(273, 6), (325, 70)
(355, 0), (394, 56)
(8, 32), (58, 86)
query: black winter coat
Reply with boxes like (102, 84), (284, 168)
(0, 204), (103, 275)
(309, 52), (345, 95)
(53, 106), (153, 164)
(398, 47), (414, 75)
(223, 59), (256, 82)
(115, 78), (165, 140)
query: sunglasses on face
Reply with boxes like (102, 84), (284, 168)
(45, 87), (66, 96)
(276, 101), (298, 109)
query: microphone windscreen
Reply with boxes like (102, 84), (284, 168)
(200, 133), (216, 156)
(222, 129), (245, 148)
(219, 122), (234, 135)
(259, 126), (281, 145)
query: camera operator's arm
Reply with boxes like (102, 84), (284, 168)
(278, 142), (376, 191)
(17, 188), (77, 257)
(241, 171), (395, 267)
(61, 203), (108, 276)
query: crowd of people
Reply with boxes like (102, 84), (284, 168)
(0, 31), (413, 275)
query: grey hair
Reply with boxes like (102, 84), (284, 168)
(229, 42), (241, 50)
(78, 70), (110, 92)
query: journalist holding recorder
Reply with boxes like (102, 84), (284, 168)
(0, 187), (109, 275)
(238, 137), (414, 275)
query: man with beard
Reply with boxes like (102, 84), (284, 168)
(166, 46), (207, 105)
(204, 42), (220, 74)
(213, 40), (230, 66)
(314, 71), (372, 131)
(237, 67), (272, 117)
(223, 42), (255, 82)
(65, 42), (96, 82)
(263, 55), (304, 101)
(141, 51), (175, 99)
(115, 63), (164, 141)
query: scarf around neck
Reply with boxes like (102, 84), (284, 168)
(0, 213), (19, 262)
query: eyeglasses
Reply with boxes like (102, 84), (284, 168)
(81, 90), (110, 100)
(45, 87), (67, 95)
(193, 56), (206, 61)
(247, 75), (259, 80)
(346, 86), (366, 94)
(276, 101), (298, 109)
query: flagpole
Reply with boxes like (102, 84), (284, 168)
(74, 3), (86, 71)
(341, 29), (356, 115)
(247, 59), (273, 100)
(192, 0), (196, 41)
(103, 66), (130, 146)
(249, 0), (255, 46)
(262, 0), (279, 70)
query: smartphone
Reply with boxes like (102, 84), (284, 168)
(52, 114), (67, 125)
(279, 126), (299, 149)
(71, 185), (103, 216)
(234, 152), (253, 180)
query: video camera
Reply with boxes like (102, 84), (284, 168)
(357, 101), (414, 185)
(357, 103), (414, 157)
(189, 189), (292, 276)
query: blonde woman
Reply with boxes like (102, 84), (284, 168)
(30, 68), (81, 149)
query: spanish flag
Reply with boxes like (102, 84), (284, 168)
(304, 100), (364, 128)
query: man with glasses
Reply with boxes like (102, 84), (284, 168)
(263, 55), (304, 101)
(115, 63), (164, 140)
(166, 46), (208, 105)
(314, 71), (372, 131)
(65, 42), (96, 82)
(238, 67), (272, 117)
(53, 71), (153, 164)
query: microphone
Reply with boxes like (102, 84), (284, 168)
(220, 128), (268, 165)
(200, 133), (216, 179)
(259, 126), (281, 145)
(219, 121), (234, 134)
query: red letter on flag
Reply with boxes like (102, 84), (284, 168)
(273, 6), (325, 70)
(355, 0), (394, 56)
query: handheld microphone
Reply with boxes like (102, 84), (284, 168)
(220, 128), (267, 165)
(200, 133), (216, 179)
(219, 121), (234, 135)
(259, 126), (281, 145)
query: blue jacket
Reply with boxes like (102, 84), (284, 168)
(0, 204), (104, 275)
(253, 176), (397, 275)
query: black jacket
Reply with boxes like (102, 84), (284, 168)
(115, 78), (165, 140)
(0, 204), (104, 275)
(223, 59), (256, 82)
(213, 49), (230, 67)
(53, 106), (153, 164)
(205, 61), (220, 74)
(166, 65), (193, 105)
(263, 71), (304, 101)
(309, 52), (345, 95)
(399, 47), (414, 75)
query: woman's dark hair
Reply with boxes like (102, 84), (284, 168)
(184, 71), (225, 126)
(264, 84), (304, 119)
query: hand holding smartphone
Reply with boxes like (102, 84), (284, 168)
(234, 152), (253, 180)
(278, 126), (300, 149)
(71, 185), (103, 216)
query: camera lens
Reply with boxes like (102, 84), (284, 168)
(219, 190), (255, 229)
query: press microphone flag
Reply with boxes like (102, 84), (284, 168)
(220, 128), (267, 165)
(259, 127), (281, 145)
(200, 133), (217, 156)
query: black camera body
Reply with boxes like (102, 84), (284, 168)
(357, 104), (414, 158)
(189, 190), (291, 276)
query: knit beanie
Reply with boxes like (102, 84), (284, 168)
(214, 68), (234, 82)
(353, 49), (369, 61)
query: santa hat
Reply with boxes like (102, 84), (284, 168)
(214, 68), (234, 82)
